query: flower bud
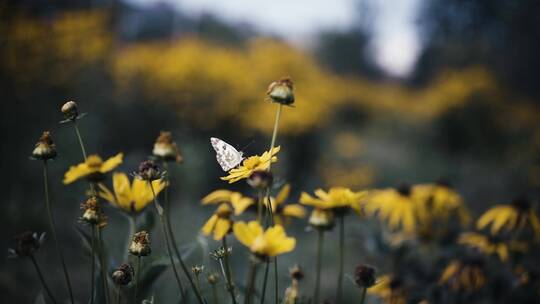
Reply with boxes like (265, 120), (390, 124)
(267, 78), (295, 105)
(210, 246), (232, 260)
(153, 131), (183, 163)
(80, 197), (102, 225)
(247, 170), (273, 189)
(32, 131), (57, 160)
(9, 231), (45, 258)
(112, 263), (134, 285)
(354, 265), (376, 288)
(191, 265), (204, 276)
(207, 273), (219, 285)
(134, 160), (162, 181)
(309, 208), (334, 230)
(61, 101), (79, 121)
(129, 231), (151, 257)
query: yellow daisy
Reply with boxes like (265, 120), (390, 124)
(98, 172), (166, 213)
(367, 275), (407, 304)
(439, 259), (486, 292)
(221, 147), (280, 183)
(264, 184), (306, 225)
(201, 203), (234, 240)
(299, 187), (367, 214)
(201, 189), (255, 215)
(413, 183), (471, 226)
(64, 153), (123, 184)
(477, 198), (540, 238)
(458, 232), (528, 262)
(233, 221), (295, 257)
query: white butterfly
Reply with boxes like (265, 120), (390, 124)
(210, 137), (244, 171)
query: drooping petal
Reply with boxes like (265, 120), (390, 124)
(213, 219), (231, 240)
(202, 215), (219, 236)
(98, 183), (117, 206)
(202, 190), (234, 205)
(63, 163), (92, 184)
(282, 205), (306, 218)
(230, 193), (254, 215)
(275, 184), (290, 206)
(233, 221), (262, 247)
(99, 153), (123, 173)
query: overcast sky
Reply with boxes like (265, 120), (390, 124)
(126, 0), (422, 77)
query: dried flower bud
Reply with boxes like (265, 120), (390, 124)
(247, 170), (273, 189)
(32, 131), (57, 160)
(61, 101), (79, 121)
(289, 264), (304, 281)
(210, 246), (232, 260)
(134, 160), (162, 181)
(207, 273), (219, 285)
(191, 265), (204, 276)
(153, 131), (183, 163)
(8, 231), (45, 258)
(267, 78), (295, 105)
(112, 263), (134, 285)
(129, 231), (151, 257)
(309, 208), (334, 230)
(354, 265), (376, 288)
(80, 197), (102, 225)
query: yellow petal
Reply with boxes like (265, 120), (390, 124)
(233, 221), (262, 247)
(98, 183), (117, 205)
(275, 184), (291, 206)
(213, 219), (231, 240)
(282, 205), (306, 218)
(112, 172), (133, 207)
(299, 192), (327, 209)
(202, 190), (234, 205)
(230, 194), (254, 215)
(63, 163), (92, 184)
(202, 215), (218, 236)
(99, 153), (123, 173)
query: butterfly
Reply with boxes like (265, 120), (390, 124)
(210, 137), (244, 171)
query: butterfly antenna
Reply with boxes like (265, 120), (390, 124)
(240, 140), (255, 152)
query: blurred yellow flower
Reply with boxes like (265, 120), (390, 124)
(367, 275), (407, 304)
(264, 184), (306, 225)
(201, 203), (233, 241)
(439, 259), (486, 292)
(202, 189), (254, 215)
(300, 187), (366, 214)
(233, 221), (295, 257)
(221, 147), (280, 183)
(413, 183), (471, 225)
(476, 198), (540, 238)
(63, 153), (123, 184)
(98, 172), (166, 213)
(458, 232), (528, 261)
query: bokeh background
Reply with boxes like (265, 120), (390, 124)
(2, 0), (540, 303)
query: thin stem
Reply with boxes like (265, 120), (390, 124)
(244, 259), (259, 304)
(313, 229), (324, 304)
(150, 182), (204, 304)
(73, 121), (87, 160)
(268, 104), (283, 162)
(359, 287), (367, 304)
(125, 215), (136, 262)
(134, 256), (141, 303)
(97, 228), (110, 304)
(336, 215), (345, 304)
(117, 286), (122, 304)
(212, 283), (219, 304)
(260, 260), (270, 304)
(222, 237), (238, 304)
(42, 161), (75, 304)
(90, 225), (96, 304)
(257, 190), (264, 223)
(30, 255), (58, 304)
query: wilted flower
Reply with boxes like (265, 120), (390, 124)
(61, 100), (79, 121)
(210, 246), (232, 260)
(134, 160), (163, 181)
(355, 265), (376, 288)
(267, 78), (295, 106)
(201, 203), (233, 240)
(439, 257), (486, 292)
(202, 190), (255, 215)
(152, 131), (183, 163)
(458, 232), (528, 261)
(63, 153), (123, 184)
(8, 231), (46, 258)
(308, 208), (335, 230)
(265, 184), (306, 225)
(31, 131), (57, 160)
(247, 170), (274, 189)
(99, 172), (167, 213)
(221, 147), (280, 183)
(129, 231), (151, 257)
(80, 197), (104, 225)
(192, 265), (204, 276)
(112, 263), (134, 286)
(300, 187), (366, 215)
(284, 264), (304, 304)
(233, 221), (296, 258)
(477, 197), (540, 238)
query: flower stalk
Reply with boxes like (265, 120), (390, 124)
(314, 229), (324, 304)
(244, 258), (259, 304)
(221, 237), (238, 304)
(336, 215), (345, 303)
(30, 254), (59, 304)
(134, 256), (141, 303)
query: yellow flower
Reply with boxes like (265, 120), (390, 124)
(265, 184), (306, 225)
(202, 189), (255, 215)
(300, 187), (366, 214)
(63, 153), (123, 184)
(98, 172), (166, 213)
(221, 147), (280, 183)
(477, 198), (540, 238)
(439, 259), (486, 292)
(233, 221), (295, 257)
(363, 186), (422, 235)
(367, 275), (407, 304)
(458, 232), (527, 261)
(201, 203), (233, 240)
(413, 183), (471, 225)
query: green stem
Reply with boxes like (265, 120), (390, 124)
(314, 229), (324, 304)
(97, 227), (110, 304)
(30, 254), (58, 304)
(42, 161), (75, 304)
(90, 225), (96, 304)
(134, 256), (141, 303)
(117, 286), (122, 304)
(359, 287), (367, 304)
(244, 259), (259, 304)
(150, 183), (204, 304)
(260, 260), (270, 304)
(212, 283), (219, 304)
(222, 237), (238, 304)
(257, 190), (264, 223)
(73, 121), (88, 160)
(336, 215), (345, 304)
(268, 104), (283, 162)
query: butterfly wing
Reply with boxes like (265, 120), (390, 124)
(210, 137), (244, 171)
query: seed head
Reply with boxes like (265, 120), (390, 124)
(8, 231), (45, 258)
(354, 265), (376, 288)
(191, 265), (204, 276)
(134, 160), (163, 181)
(210, 246), (232, 260)
(247, 170), (273, 189)
(80, 197), (103, 225)
(267, 78), (295, 105)
(112, 263), (134, 285)
(32, 131), (57, 160)
(61, 100), (79, 121)
(153, 131), (183, 163)
(129, 231), (151, 257)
